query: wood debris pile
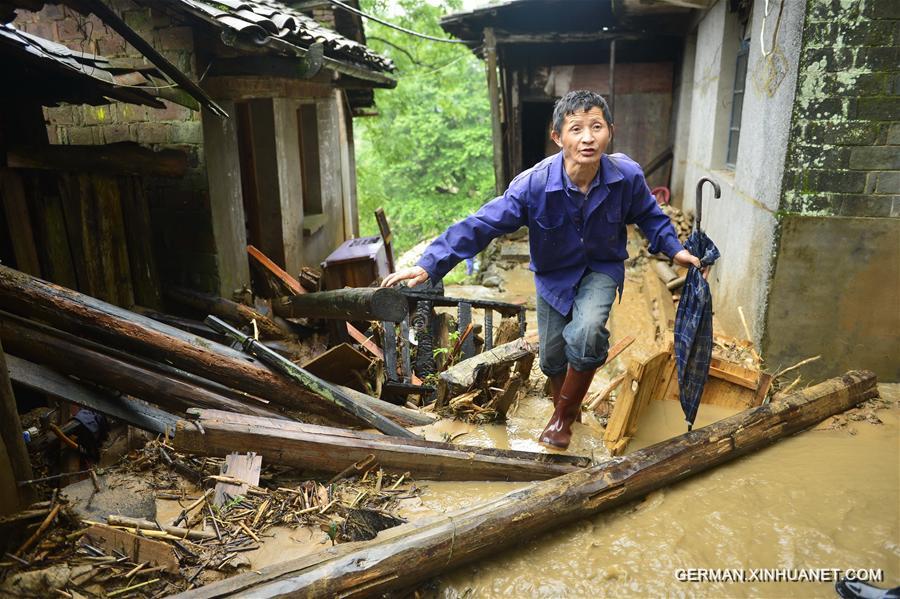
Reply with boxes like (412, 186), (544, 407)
(0, 436), (414, 597)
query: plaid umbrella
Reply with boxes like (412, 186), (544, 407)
(674, 178), (721, 430)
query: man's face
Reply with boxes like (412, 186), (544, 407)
(551, 107), (613, 168)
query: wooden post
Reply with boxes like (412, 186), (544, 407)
(171, 371), (878, 598)
(0, 337), (34, 510)
(484, 28), (505, 194)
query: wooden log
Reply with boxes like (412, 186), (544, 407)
(173, 371), (878, 598)
(0, 266), (374, 425)
(5, 354), (180, 437)
(105, 515), (216, 540)
(175, 409), (592, 481)
(166, 286), (293, 340)
(272, 287), (408, 322)
(0, 337), (34, 511)
(0, 314), (284, 420)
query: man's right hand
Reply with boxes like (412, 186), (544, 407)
(381, 266), (429, 288)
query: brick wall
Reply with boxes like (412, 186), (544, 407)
(780, 0), (899, 217)
(13, 1), (220, 292)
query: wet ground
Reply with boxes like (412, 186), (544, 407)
(414, 235), (900, 598)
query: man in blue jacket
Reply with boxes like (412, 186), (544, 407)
(382, 90), (700, 450)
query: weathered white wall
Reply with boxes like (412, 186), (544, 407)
(302, 91), (350, 267)
(677, 0), (805, 344)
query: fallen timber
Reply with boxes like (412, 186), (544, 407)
(0, 314), (284, 420)
(206, 316), (416, 439)
(436, 337), (536, 407)
(174, 409), (592, 481)
(174, 371), (878, 598)
(0, 266), (403, 427)
(272, 287), (408, 322)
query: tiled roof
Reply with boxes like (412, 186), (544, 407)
(0, 22), (167, 107)
(167, 0), (394, 73)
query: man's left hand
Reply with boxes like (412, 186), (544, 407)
(673, 249), (709, 279)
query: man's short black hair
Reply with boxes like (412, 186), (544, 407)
(551, 90), (613, 134)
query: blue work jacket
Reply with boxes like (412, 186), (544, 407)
(417, 151), (684, 316)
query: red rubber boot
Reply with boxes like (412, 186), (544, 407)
(539, 367), (596, 449)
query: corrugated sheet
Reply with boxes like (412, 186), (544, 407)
(0, 22), (166, 107)
(167, 0), (394, 73)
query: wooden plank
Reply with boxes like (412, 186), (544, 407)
(92, 174), (135, 308)
(175, 409), (592, 482)
(709, 357), (759, 390)
(171, 371), (879, 598)
(119, 176), (162, 309)
(29, 174), (78, 290)
(214, 453), (261, 507)
(248, 244), (304, 295)
(5, 354), (179, 436)
(80, 524), (178, 573)
(0, 168), (41, 276)
(6, 144), (188, 177)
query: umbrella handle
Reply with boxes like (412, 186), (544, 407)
(694, 177), (721, 232)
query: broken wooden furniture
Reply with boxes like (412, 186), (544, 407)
(435, 337), (536, 418)
(175, 409), (592, 481)
(172, 371), (877, 598)
(603, 343), (774, 455)
(205, 316), (416, 439)
(321, 236), (390, 290)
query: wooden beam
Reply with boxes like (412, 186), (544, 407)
(0, 337), (33, 511)
(484, 28), (505, 194)
(334, 385), (436, 428)
(5, 354), (179, 437)
(272, 287), (408, 322)
(172, 371), (878, 598)
(202, 76), (332, 102)
(6, 144), (188, 178)
(0, 313), (284, 420)
(174, 409), (591, 482)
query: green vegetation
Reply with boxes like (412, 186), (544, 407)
(355, 0), (495, 266)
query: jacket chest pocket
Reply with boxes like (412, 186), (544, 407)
(530, 215), (570, 270)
